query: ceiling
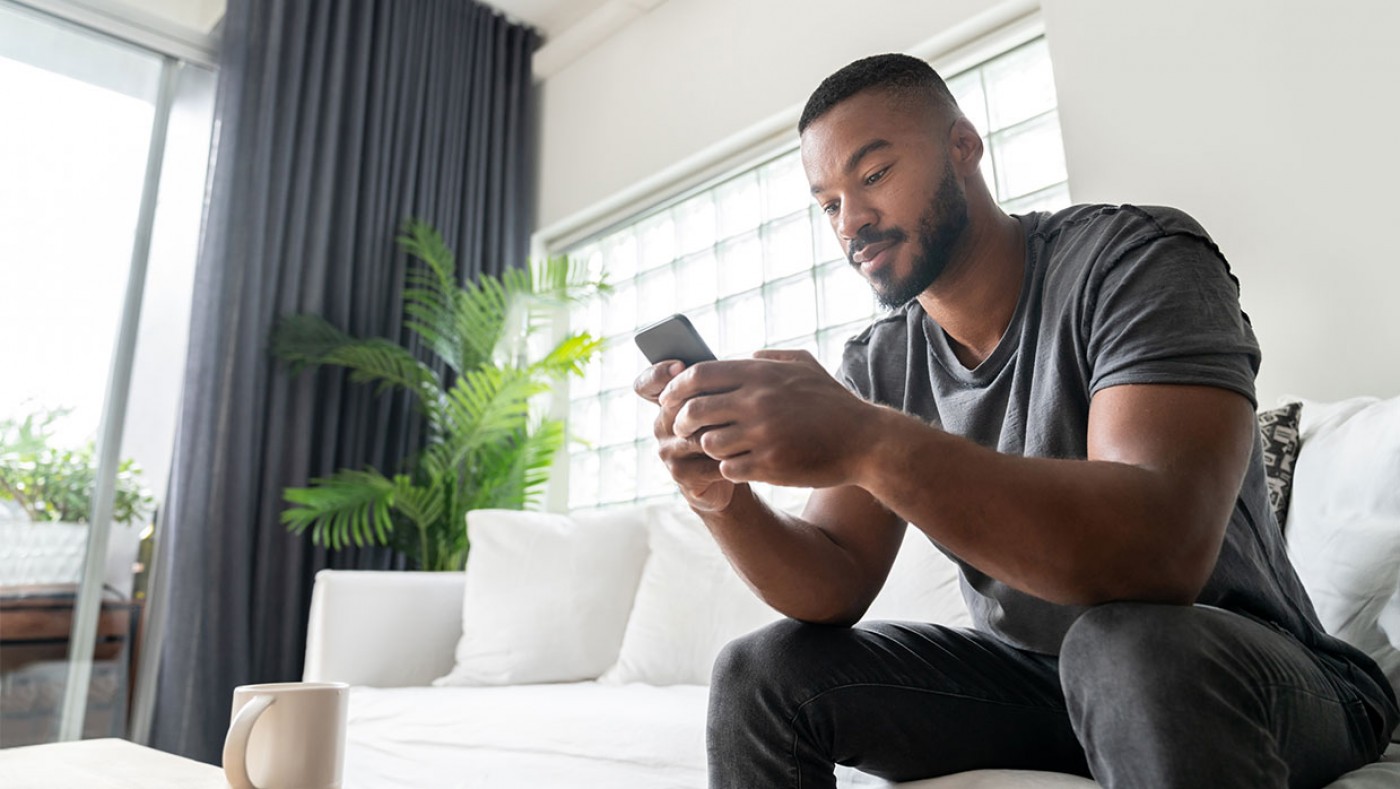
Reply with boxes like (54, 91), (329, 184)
(487, 0), (613, 39)
(48, 0), (661, 76)
(95, 0), (634, 42)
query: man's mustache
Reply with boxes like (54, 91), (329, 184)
(848, 226), (908, 264)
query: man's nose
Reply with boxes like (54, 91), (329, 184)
(835, 198), (877, 246)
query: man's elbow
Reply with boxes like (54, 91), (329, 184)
(775, 590), (874, 628)
(1073, 532), (1221, 607)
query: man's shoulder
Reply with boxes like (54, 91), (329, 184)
(1030, 201), (1215, 251)
(839, 304), (922, 398)
(846, 304), (916, 348)
(1029, 204), (1215, 260)
(1026, 204), (1224, 293)
(843, 301), (928, 368)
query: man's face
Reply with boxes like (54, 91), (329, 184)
(801, 90), (969, 309)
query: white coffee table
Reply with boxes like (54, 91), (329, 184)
(0, 737), (227, 788)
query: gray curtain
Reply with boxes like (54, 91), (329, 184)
(149, 0), (538, 763)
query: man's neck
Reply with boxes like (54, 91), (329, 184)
(916, 209), (1025, 369)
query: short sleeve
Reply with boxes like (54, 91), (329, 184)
(837, 307), (920, 410)
(1085, 231), (1261, 407)
(839, 339), (872, 399)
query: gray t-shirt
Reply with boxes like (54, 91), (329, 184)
(840, 205), (1393, 721)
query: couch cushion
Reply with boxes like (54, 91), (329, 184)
(864, 524), (974, 627)
(435, 507), (650, 686)
(1286, 396), (1400, 739)
(600, 505), (781, 686)
(1258, 401), (1303, 531)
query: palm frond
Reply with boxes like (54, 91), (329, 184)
(270, 315), (356, 372)
(398, 220), (467, 372)
(514, 419), (567, 506)
(273, 323), (447, 424)
(533, 255), (610, 302)
(440, 367), (547, 466)
(281, 469), (396, 550)
(470, 420), (566, 512)
(396, 219), (457, 285)
(389, 473), (444, 535)
(403, 289), (462, 373)
(530, 332), (604, 380)
(455, 275), (513, 371)
(321, 338), (444, 406)
(417, 441), (451, 481)
(522, 256), (610, 338)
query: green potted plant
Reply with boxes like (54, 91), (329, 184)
(0, 407), (155, 595)
(270, 219), (606, 571)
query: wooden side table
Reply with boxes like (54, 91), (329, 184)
(0, 737), (226, 788)
(0, 585), (142, 746)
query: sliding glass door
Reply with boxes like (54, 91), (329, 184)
(0, 1), (214, 747)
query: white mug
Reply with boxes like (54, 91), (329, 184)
(223, 681), (349, 789)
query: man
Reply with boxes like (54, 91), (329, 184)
(634, 54), (1397, 788)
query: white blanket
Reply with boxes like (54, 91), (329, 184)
(346, 683), (710, 789)
(345, 684), (1400, 788)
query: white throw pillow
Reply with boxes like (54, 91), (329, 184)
(434, 506), (650, 686)
(1286, 396), (1400, 737)
(863, 524), (974, 628)
(600, 505), (781, 686)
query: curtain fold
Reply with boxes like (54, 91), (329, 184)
(150, 0), (538, 762)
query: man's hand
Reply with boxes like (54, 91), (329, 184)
(636, 351), (907, 624)
(659, 349), (878, 488)
(634, 360), (739, 512)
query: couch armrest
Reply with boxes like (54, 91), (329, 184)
(303, 569), (464, 687)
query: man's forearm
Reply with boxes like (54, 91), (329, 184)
(697, 486), (880, 625)
(852, 406), (1225, 606)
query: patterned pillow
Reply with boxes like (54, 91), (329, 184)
(1258, 401), (1303, 532)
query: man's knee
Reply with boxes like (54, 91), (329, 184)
(711, 617), (839, 695)
(1063, 601), (1188, 661)
(1059, 602), (1236, 703)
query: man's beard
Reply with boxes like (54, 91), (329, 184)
(848, 163), (969, 310)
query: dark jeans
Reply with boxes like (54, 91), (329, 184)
(708, 603), (1386, 789)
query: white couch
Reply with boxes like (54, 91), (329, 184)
(304, 397), (1400, 788)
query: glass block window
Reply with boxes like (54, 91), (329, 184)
(565, 37), (1068, 512)
(947, 37), (1070, 213)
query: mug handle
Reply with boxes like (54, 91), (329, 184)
(223, 694), (275, 789)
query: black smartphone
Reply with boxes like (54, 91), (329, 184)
(634, 313), (717, 367)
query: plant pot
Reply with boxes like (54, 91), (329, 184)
(0, 520), (144, 598)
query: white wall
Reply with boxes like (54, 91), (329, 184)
(536, 0), (1400, 404)
(1042, 0), (1400, 404)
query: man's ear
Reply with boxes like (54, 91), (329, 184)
(948, 116), (984, 176)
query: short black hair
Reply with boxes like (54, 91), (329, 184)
(798, 53), (959, 134)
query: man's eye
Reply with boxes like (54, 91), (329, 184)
(865, 167), (889, 186)
(823, 202), (840, 216)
